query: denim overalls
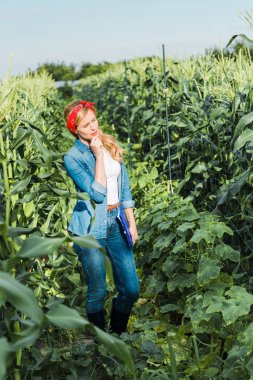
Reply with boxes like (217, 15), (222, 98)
(64, 139), (139, 314)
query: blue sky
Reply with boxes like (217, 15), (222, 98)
(0, 0), (253, 78)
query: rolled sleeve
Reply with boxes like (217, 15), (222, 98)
(120, 162), (135, 208)
(64, 155), (107, 203)
(122, 199), (135, 209)
(91, 180), (107, 195)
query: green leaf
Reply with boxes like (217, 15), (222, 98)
(221, 345), (248, 378)
(0, 218), (8, 241)
(18, 190), (38, 203)
(162, 258), (178, 275)
(11, 127), (32, 150)
(46, 304), (89, 329)
(37, 172), (53, 179)
(205, 286), (253, 324)
(145, 274), (166, 296)
(0, 338), (11, 380)
(158, 220), (173, 232)
(10, 175), (32, 195)
(65, 273), (81, 286)
(177, 136), (190, 148)
(168, 120), (188, 128)
(172, 237), (187, 253)
(232, 110), (253, 141)
(17, 235), (65, 258)
(87, 325), (134, 371)
(70, 192), (91, 201)
(7, 226), (37, 237)
(208, 223), (233, 238)
(197, 256), (220, 285)
(226, 33), (253, 49)
(143, 110), (153, 122)
(167, 273), (196, 292)
(177, 222), (195, 233)
(40, 204), (58, 233)
(168, 338), (178, 380)
(149, 166), (158, 179)
(202, 283), (228, 308)
(23, 200), (34, 218)
(233, 128), (253, 152)
(46, 296), (64, 309)
(205, 296), (223, 314)
(12, 325), (42, 350)
(222, 299), (251, 325)
(224, 286), (253, 324)
(215, 243), (240, 262)
(0, 151), (6, 162)
(191, 229), (211, 244)
(141, 340), (163, 355)
(238, 322), (253, 354)
(180, 208), (200, 222)
(186, 296), (213, 327)
(0, 272), (44, 324)
(105, 255), (114, 284)
(246, 356), (253, 377)
(226, 285), (253, 300)
(48, 186), (90, 201)
(32, 129), (51, 159)
(151, 213), (164, 227)
(153, 233), (175, 250)
(191, 162), (207, 174)
(160, 304), (178, 313)
(216, 170), (250, 206)
(70, 235), (103, 249)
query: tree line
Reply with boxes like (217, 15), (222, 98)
(30, 61), (114, 81)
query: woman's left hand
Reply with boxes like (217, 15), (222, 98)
(129, 224), (138, 245)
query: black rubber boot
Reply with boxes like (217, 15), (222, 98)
(109, 302), (131, 334)
(87, 309), (105, 331)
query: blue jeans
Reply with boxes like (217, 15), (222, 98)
(73, 207), (139, 314)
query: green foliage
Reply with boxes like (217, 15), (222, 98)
(76, 52), (253, 270)
(2, 49), (253, 378)
(33, 61), (113, 81)
(0, 72), (135, 380)
(130, 169), (253, 378)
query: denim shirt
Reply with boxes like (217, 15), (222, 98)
(63, 139), (135, 238)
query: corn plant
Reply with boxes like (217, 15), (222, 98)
(0, 73), (135, 380)
(76, 51), (253, 271)
(74, 51), (253, 378)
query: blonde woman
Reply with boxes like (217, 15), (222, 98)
(63, 99), (139, 333)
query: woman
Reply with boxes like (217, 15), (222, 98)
(63, 99), (139, 334)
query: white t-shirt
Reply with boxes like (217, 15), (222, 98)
(102, 148), (121, 205)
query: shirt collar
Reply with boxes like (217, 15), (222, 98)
(74, 138), (91, 153)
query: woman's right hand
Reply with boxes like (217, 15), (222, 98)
(90, 137), (103, 157)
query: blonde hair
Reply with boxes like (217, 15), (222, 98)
(64, 99), (124, 162)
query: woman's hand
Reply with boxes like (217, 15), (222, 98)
(124, 208), (139, 245)
(91, 136), (106, 187)
(90, 136), (103, 157)
(129, 224), (139, 245)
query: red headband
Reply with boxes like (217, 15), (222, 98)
(67, 100), (96, 134)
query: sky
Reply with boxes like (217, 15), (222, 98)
(0, 0), (253, 79)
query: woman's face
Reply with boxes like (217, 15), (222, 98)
(76, 109), (100, 143)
